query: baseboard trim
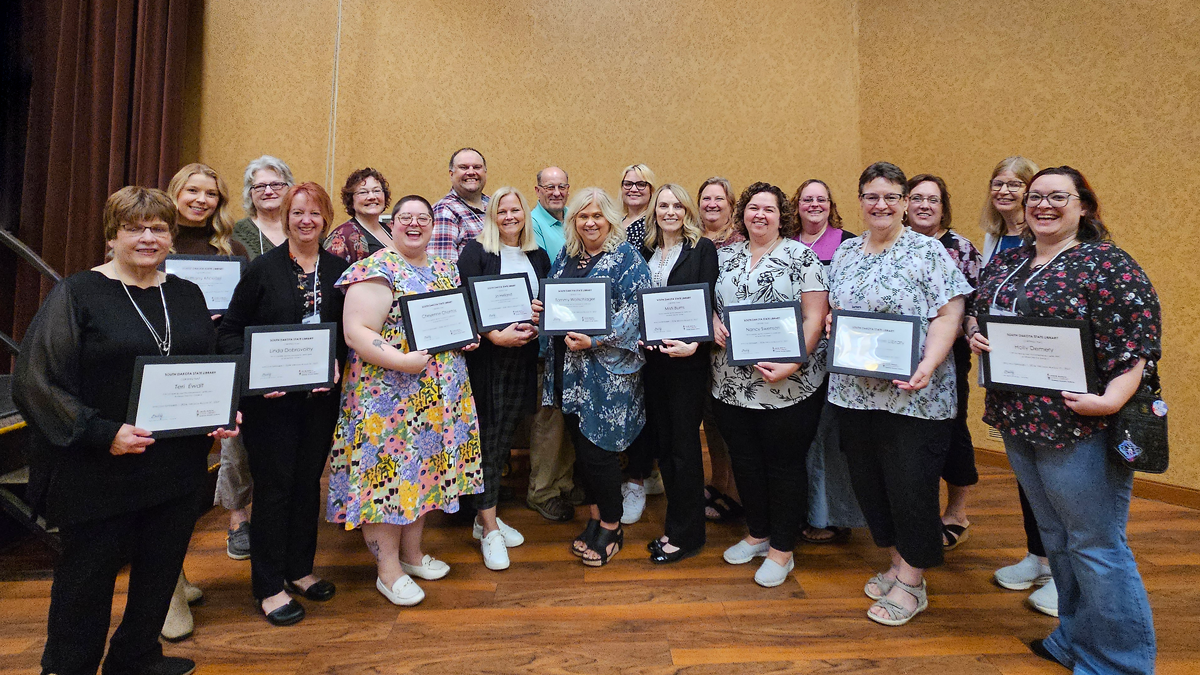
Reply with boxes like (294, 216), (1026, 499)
(975, 447), (1200, 510)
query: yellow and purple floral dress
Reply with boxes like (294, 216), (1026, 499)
(326, 251), (482, 528)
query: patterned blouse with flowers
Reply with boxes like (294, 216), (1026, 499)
(827, 228), (974, 420)
(289, 253), (321, 317)
(937, 230), (983, 296)
(971, 241), (1161, 448)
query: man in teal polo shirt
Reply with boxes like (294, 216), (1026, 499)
(530, 166), (569, 262)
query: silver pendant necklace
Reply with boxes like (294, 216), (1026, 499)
(123, 281), (172, 356)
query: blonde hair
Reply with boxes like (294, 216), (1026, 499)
(644, 184), (702, 250)
(478, 187), (539, 254)
(562, 188), (626, 259)
(619, 163), (657, 216)
(979, 156), (1039, 238)
(167, 163), (237, 255)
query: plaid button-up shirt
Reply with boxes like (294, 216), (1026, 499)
(428, 190), (489, 262)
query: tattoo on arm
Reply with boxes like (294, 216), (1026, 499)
(372, 338), (384, 351)
(366, 539), (382, 560)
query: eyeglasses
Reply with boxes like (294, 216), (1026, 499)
(1024, 191), (1079, 208)
(394, 213), (433, 226)
(120, 223), (171, 237)
(990, 180), (1025, 193)
(859, 193), (905, 205)
(538, 183), (569, 192)
(355, 188), (385, 198)
(800, 196), (829, 205)
(908, 195), (942, 205)
(250, 181), (289, 194)
(621, 180), (651, 191)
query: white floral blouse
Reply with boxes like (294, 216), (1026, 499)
(711, 238), (828, 409)
(826, 227), (973, 420)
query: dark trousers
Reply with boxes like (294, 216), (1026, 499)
(622, 427), (655, 480)
(565, 413), (624, 524)
(242, 392), (339, 600)
(837, 406), (951, 569)
(712, 395), (823, 552)
(42, 490), (198, 675)
(1020, 483), (1046, 556)
(941, 338), (978, 487)
(644, 361), (707, 550)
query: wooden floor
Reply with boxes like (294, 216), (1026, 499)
(2, 462), (1199, 674)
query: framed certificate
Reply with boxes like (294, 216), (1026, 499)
(723, 301), (807, 367)
(979, 315), (1099, 395)
(638, 283), (714, 346)
(540, 278), (612, 336)
(828, 309), (921, 380)
(163, 254), (247, 312)
(243, 323), (337, 395)
(126, 355), (242, 438)
(467, 273), (534, 332)
(398, 287), (478, 354)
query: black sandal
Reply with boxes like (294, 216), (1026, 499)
(942, 523), (971, 551)
(800, 525), (851, 545)
(582, 526), (624, 567)
(572, 519), (600, 558)
(704, 486), (744, 522)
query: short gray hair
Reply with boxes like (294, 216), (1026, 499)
(242, 155), (295, 216)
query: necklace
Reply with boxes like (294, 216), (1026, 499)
(122, 280), (171, 355)
(652, 240), (682, 286)
(800, 223), (828, 245)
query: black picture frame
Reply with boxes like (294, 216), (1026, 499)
(126, 354), (242, 439)
(466, 273), (534, 333)
(722, 301), (808, 367)
(539, 277), (613, 336)
(398, 287), (478, 354)
(637, 283), (715, 346)
(979, 314), (1100, 396)
(161, 254), (248, 312)
(827, 309), (922, 380)
(242, 323), (338, 395)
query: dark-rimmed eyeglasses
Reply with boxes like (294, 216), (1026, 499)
(1024, 192), (1079, 208)
(250, 181), (289, 194)
(859, 193), (904, 205)
(120, 223), (171, 237)
(621, 180), (651, 191)
(990, 180), (1025, 193)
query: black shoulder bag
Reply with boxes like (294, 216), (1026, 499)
(1107, 361), (1168, 473)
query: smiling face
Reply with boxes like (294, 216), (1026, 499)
(743, 191), (782, 243)
(906, 180), (943, 236)
(176, 173), (219, 226)
(859, 177), (906, 235)
(391, 199), (434, 257)
(990, 169), (1026, 221)
(286, 191), (325, 248)
(495, 193), (526, 246)
(621, 169), (651, 213)
(111, 218), (172, 270)
(250, 168), (287, 215)
(1025, 174), (1084, 245)
(654, 190), (685, 240)
(450, 150), (487, 197)
(797, 182), (831, 232)
(699, 184), (732, 230)
(574, 200), (612, 253)
(351, 176), (386, 219)
(535, 167), (569, 214)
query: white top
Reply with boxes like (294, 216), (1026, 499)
(500, 245), (539, 297)
(648, 241), (684, 287)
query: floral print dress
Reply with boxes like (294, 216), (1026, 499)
(326, 251), (483, 528)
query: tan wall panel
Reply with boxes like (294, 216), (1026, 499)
(858, 0), (1200, 489)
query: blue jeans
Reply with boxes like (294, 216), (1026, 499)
(1005, 431), (1156, 675)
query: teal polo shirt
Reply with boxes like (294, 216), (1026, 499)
(530, 203), (567, 264)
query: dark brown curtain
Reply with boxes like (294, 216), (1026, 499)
(5, 0), (192, 352)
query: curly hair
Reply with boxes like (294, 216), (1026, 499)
(340, 167), (391, 217)
(790, 179), (843, 230)
(734, 182), (798, 239)
(1024, 166), (1110, 243)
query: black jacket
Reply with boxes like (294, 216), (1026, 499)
(640, 236), (719, 370)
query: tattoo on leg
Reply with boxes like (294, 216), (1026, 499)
(366, 539), (382, 560)
(372, 338), (384, 351)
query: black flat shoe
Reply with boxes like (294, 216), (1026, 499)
(650, 544), (702, 564)
(1029, 639), (1068, 670)
(647, 537), (667, 554)
(285, 578), (336, 601)
(263, 598), (305, 626)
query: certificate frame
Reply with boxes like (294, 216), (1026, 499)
(637, 283), (714, 346)
(126, 355), (242, 439)
(161, 254), (247, 312)
(398, 287), (479, 354)
(979, 315), (1100, 396)
(827, 309), (922, 380)
(242, 323), (338, 395)
(539, 277), (613, 336)
(466, 273), (534, 333)
(722, 301), (808, 367)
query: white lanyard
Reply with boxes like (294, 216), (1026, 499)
(302, 256), (321, 324)
(990, 240), (1075, 315)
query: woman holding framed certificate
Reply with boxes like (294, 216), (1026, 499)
(330, 194), (483, 606)
(969, 166), (1160, 673)
(458, 187), (550, 571)
(638, 184), (718, 563)
(709, 182), (829, 588)
(545, 187), (651, 567)
(14, 186), (239, 675)
(217, 183), (349, 626)
(826, 162), (973, 626)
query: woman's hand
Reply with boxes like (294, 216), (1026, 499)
(111, 423), (154, 455)
(824, 312), (833, 338)
(968, 331), (990, 355)
(486, 323), (537, 348)
(397, 349), (433, 373)
(659, 338), (699, 358)
(1061, 391), (1125, 416)
(208, 411), (243, 439)
(713, 313), (729, 348)
(263, 391), (287, 399)
(894, 361), (936, 391)
(530, 299), (544, 326)
(755, 361), (800, 383)
(564, 332), (593, 351)
(461, 339), (481, 352)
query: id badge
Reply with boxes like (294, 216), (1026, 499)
(302, 313), (321, 325)
(989, 304), (1017, 318)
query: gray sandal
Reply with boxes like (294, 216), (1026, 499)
(864, 573), (896, 600)
(867, 577), (928, 626)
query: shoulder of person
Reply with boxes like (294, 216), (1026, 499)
(692, 236), (717, 255)
(837, 227), (858, 243)
(319, 248), (352, 275)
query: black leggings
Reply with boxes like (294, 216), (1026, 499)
(565, 414), (625, 524)
(1020, 483), (1046, 557)
(941, 338), (978, 487)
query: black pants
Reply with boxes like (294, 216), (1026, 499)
(1020, 483), (1046, 557)
(565, 413), (624, 524)
(42, 490), (198, 675)
(242, 392), (339, 600)
(622, 426), (655, 480)
(941, 338), (979, 487)
(837, 407), (951, 570)
(713, 395), (823, 552)
(644, 361), (707, 550)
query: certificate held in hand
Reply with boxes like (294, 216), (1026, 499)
(540, 278), (612, 336)
(243, 323), (338, 395)
(127, 355), (242, 438)
(467, 273), (534, 332)
(399, 287), (478, 354)
(979, 315), (1099, 396)
(638, 283), (714, 346)
(827, 309), (921, 380)
(163, 254), (247, 312)
(723, 301), (807, 367)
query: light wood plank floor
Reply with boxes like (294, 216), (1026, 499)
(2, 462), (1197, 674)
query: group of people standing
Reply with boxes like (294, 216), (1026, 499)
(13, 148), (1161, 675)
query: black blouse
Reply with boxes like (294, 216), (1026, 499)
(13, 272), (217, 524)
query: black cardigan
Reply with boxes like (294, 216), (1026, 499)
(640, 236), (720, 371)
(457, 238), (551, 364)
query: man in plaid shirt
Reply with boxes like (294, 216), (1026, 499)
(428, 147), (490, 262)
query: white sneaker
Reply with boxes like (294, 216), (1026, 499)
(723, 539), (771, 565)
(472, 517), (525, 547)
(400, 554), (450, 580)
(1027, 578), (1059, 617)
(643, 470), (665, 496)
(994, 553), (1052, 590)
(620, 482), (646, 524)
(480, 530), (511, 571)
(376, 575), (424, 606)
(754, 557), (795, 588)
